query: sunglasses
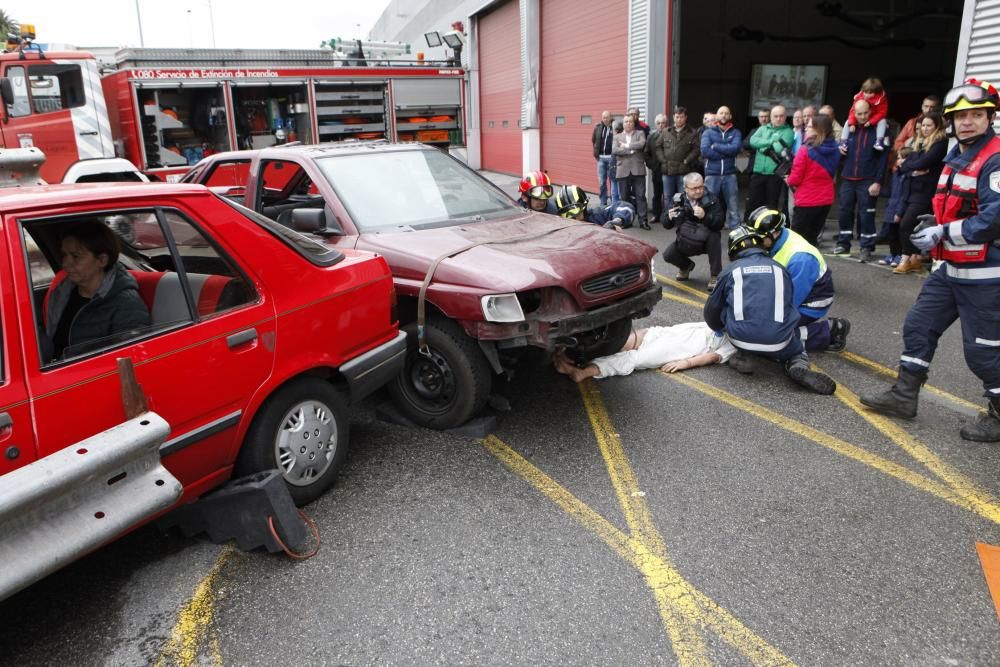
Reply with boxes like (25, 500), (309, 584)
(944, 83), (995, 108)
(528, 185), (553, 199)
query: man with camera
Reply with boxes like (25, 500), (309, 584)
(662, 172), (725, 291)
(748, 105), (795, 215)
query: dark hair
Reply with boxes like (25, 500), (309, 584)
(861, 77), (884, 93)
(924, 94), (941, 105)
(62, 221), (120, 267)
(808, 114), (834, 144)
(673, 106), (688, 115)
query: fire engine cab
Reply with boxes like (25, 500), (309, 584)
(0, 35), (466, 183)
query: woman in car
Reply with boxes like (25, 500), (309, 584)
(45, 221), (150, 360)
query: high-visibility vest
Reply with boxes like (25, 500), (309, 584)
(772, 229), (827, 276)
(931, 135), (1000, 263)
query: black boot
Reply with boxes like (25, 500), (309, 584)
(727, 350), (755, 375)
(960, 398), (1000, 442)
(784, 354), (836, 395)
(827, 318), (852, 352)
(859, 367), (925, 419)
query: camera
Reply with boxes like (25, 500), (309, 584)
(762, 141), (794, 177)
(665, 192), (692, 230)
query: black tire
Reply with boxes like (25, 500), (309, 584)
(235, 377), (349, 506)
(388, 318), (492, 429)
(574, 317), (634, 361)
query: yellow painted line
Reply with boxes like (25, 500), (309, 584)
(838, 350), (982, 413)
(481, 435), (795, 666)
(662, 292), (707, 309)
(578, 382), (710, 666)
(819, 367), (1000, 525)
(657, 274), (709, 300)
(660, 371), (995, 522)
(156, 545), (234, 667)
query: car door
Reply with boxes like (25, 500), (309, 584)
(13, 197), (276, 495)
(0, 222), (35, 476)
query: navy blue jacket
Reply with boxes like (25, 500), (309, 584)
(900, 139), (947, 204)
(700, 124), (743, 176)
(704, 249), (799, 352)
(841, 123), (888, 182)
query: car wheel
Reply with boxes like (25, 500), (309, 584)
(388, 318), (492, 429)
(235, 377), (349, 506)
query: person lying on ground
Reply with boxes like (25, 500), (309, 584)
(552, 321), (736, 383)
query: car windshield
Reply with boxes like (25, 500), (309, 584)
(314, 149), (517, 231)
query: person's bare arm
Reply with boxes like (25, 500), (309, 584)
(660, 352), (722, 373)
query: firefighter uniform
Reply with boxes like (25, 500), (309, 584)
(769, 227), (836, 350)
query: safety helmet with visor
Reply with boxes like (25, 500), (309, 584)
(518, 170), (554, 200)
(728, 225), (764, 260)
(554, 185), (589, 218)
(943, 78), (1000, 116)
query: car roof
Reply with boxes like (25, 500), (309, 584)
(0, 182), (212, 214)
(199, 141), (433, 164)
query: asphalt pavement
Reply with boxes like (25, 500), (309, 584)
(3, 173), (1000, 665)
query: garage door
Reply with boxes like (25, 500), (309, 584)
(478, 0), (521, 175)
(540, 0), (628, 190)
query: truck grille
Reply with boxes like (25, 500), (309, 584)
(581, 265), (643, 296)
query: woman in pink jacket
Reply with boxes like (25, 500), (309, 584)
(785, 114), (842, 247)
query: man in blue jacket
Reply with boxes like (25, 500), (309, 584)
(748, 207), (851, 353)
(704, 227), (836, 394)
(835, 100), (889, 262)
(700, 105), (743, 229)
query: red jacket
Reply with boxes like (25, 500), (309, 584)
(847, 90), (889, 127)
(786, 139), (840, 207)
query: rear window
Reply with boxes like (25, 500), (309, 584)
(219, 196), (344, 267)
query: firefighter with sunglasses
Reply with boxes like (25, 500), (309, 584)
(862, 79), (1000, 441)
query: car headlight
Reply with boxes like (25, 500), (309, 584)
(481, 293), (525, 323)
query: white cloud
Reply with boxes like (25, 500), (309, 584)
(4, 0), (392, 49)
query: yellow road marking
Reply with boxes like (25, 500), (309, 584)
(660, 371), (997, 523)
(578, 382), (710, 666)
(156, 545), (234, 667)
(480, 435), (795, 666)
(663, 292), (707, 309)
(657, 274), (709, 300)
(819, 368), (1000, 525)
(837, 350), (982, 412)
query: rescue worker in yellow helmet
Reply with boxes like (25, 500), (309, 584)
(861, 79), (1000, 441)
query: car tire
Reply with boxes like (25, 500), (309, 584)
(235, 377), (349, 507)
(574, 317), (634, 361)
(388, 318), (492, 429)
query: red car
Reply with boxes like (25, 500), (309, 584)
(0, 179), (404, 599)
(184, 143), (661, 428)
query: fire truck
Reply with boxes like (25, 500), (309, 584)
(0, 41), (466, 183)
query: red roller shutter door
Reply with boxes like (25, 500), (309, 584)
(540, 0), (627, 189)
(478, 0), (522, 175)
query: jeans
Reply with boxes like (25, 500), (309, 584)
(705, 173), (740, 228)
(837, 179), (878, 250)
(662, 174), (684, 209)
(597, 156), (614, 205)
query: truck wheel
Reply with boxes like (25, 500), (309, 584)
(388, 318), (492, 429)
(574, 317), (634, 361)
(235, 377), (349, 506)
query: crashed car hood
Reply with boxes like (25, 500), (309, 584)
(355, 211), (657, 292)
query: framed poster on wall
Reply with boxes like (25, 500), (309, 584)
(749, 64), (828, 113)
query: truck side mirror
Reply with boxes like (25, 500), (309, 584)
(290, 208), (345, 237)
(0, 78), (12, 118)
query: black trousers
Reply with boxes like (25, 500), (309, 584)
(898, 199), (933, 255)
(618, 175), (647, 222)
(662, 231), (723, 276)
(746, 173), (785, 217)
(650, 167), (663, 222)
(791, 205), (831, 248)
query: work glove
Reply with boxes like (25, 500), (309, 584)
(910, 224), (945, 252)
(913, 213), (938, 234)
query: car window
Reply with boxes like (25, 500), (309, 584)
(26, 63), (85, 114)
(5, 66), (31, 118)
(203, 160), (251, 188)
(314, 149), (515, 231)
(22, 208), (256, 367)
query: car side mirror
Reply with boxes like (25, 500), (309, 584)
(290, 208), (344, 237)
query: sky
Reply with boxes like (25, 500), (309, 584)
(2, 0), (393, 50)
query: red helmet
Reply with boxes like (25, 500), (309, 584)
(518, 170), (553, 199)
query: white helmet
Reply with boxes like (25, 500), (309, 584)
(275, 128), (287, 142)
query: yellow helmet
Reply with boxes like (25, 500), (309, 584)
(943, 78), (999, 115)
